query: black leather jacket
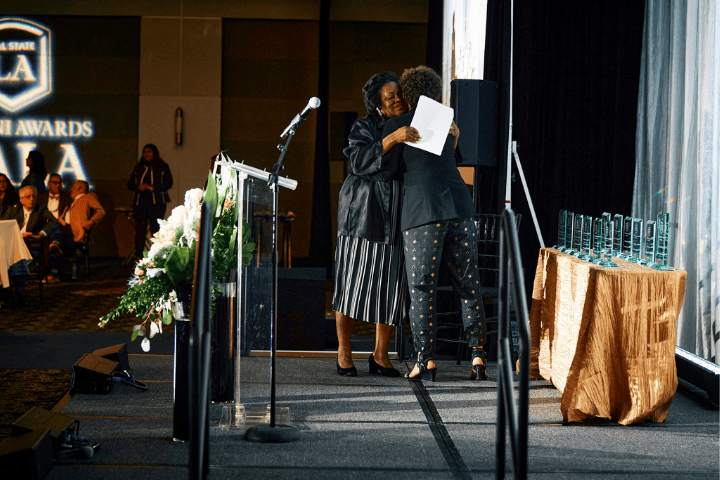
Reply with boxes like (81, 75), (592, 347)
(336, 114), (398, 243)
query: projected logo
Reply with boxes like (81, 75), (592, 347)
(0, 18), (52, 113)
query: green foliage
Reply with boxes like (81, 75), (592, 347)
(164, 246), (193, 286)
(99, 166), (257, 351)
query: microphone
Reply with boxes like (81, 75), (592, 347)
(79, 445), (95, 458)
(281, 97), (321, 138)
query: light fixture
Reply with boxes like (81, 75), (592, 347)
(175, 107), (184, 145)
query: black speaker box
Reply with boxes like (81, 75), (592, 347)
(11, 407), (78, 445)
(92, 343), (130, 371)
(450, 79), (499, 166)
(0, 428), (54, 480)
(278, 268), (326, 351)
(70, 353), (119, 394)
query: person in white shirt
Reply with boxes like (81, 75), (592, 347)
(37, 174), (72, 220)
(1, 186), (57, 305)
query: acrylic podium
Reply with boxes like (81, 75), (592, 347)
(214, 157), (297, 431)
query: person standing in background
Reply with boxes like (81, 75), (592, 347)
(127, 144), (173, 259)
(21, 150), (48, 195)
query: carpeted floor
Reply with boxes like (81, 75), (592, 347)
(0, 259), (165, 333)
(0, 259), (149, 430)
(0, 369), (72, 430)
(0, 257), (394, 433)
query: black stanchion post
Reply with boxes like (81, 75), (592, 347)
(189, 203), (213, 479)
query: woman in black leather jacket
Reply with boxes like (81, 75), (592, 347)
(333, 72), (420, 377)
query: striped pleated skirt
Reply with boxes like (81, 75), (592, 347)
(332, 180), (407, 326)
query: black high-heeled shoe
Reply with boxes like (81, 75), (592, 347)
(405, 361), (437, 382)
(470, 348), (488, 380)
(368, 354), (401, 377)
(336, 357), (357, 377)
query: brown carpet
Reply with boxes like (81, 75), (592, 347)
(0, 259), (155, 431)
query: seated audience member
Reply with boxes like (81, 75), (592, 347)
(38, 174), (72, 220)
(48, 181), (105, 280)
(0, 173), (19, 216)
(3, 186), (57, 240)
(37, 174), (72, 282)
(1, 186), (57, 305)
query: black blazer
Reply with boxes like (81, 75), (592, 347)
(382, 109), (475, 231)
(2, 204), (58, 236)
(37, 191), (72, 219)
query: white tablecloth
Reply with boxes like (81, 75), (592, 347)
(0, 219), (32, 288)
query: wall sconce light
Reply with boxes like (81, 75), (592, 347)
(175, 107), (184, 145)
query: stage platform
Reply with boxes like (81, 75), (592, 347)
(5, 337), (715, 479)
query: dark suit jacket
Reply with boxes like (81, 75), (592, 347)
(37, 191), (72, 220)
(2, 204), (58, 236)
(382, 109), (475, 231)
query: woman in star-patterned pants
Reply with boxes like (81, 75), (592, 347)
(403, 216), (487, 379)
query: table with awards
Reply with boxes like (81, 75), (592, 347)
(528, 211), (687, 425)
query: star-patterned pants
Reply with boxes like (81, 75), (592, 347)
(403, 217), (487, 366)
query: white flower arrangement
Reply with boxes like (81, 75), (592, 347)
(100, 166), (255, 351)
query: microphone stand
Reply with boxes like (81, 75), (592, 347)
(244, 124), (300, 444)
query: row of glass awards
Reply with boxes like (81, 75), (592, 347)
(552, 210), (672, 270)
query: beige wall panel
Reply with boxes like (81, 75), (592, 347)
(180, 19), (223, 97)
(138, 95), (221, 214)
(140, 18), (182, 96)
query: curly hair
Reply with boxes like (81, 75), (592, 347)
(362, 72), (400, 114)
(399, 66), (442, 110)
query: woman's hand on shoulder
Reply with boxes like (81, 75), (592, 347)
(450, 121), (460, 149)
(382, 126), (421, 155)
(392, 126), (421, 144)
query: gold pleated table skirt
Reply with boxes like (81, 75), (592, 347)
(528, 248), (687, 425)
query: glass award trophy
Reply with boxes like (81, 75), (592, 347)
(599, 213), (618, 267)
(653, 211), (673, 270)
(612, 214), (623, 256)
(564, 211), (575, 253)
(592, 217), (604, 263)
(640, 220), (657, 267)
(579, 215), (593, 261)
(554, 210), (568, 251)
(628, 218), (643, 263)
(619, 216), (633, 260)
(571, 214), (584, 256)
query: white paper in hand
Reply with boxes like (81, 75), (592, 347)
(406, 95), (454, 156)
